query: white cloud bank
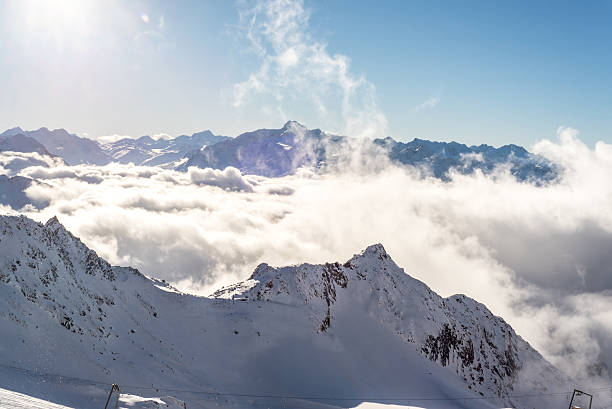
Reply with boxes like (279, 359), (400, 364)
(1, 127), (611, 386)
(232, 0), (388, 138)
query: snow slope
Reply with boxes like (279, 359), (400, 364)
(0, 215), (574, 409)
(0, 387), (74, 409)
(0, 387), (185, 409)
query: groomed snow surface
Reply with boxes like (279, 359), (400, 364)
(0, 388), (523, 409)
(0, 388), (434, 409)
(0, 387), (73, 409)
(0, 387), (186, 409)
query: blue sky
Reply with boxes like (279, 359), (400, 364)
(1, 0), (611, 146)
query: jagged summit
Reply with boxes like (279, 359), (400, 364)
(357, 242), (389, 257)
(281, 120), (307, 131)
(248, 243), (389, 282)
(43, 215), (73, 236)
(44, 215), (62, 227)
(212, 241), (570, 405)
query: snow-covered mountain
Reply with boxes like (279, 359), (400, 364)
(178, 121), (556, 180)
(374, 137), (556, 181)
(177, 121), (337, 176)
(0, 215), (572, 409)
(0, 134), (53, 157)
(0, 128), (111, 166)
(0, 176), (41, 210)
(0, 124), (557, 182)
(101, 130), (228, 168)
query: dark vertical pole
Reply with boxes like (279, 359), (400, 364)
(104, 384), (113, 409)
(568, 389), (576, 409)
(104, 384), (120, 409)
(112, 384), (121, 409)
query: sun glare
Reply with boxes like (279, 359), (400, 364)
(15, 0), (98, 43)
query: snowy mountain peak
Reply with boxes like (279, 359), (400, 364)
(358, 243), (389, 258)
(241, 243), (395, 298)
(189, 130), (215, 139)
(282, 120), (306, 131)
(0, 126), (24, 138)
(44, 215), (63, 230)
(45, 215), (60, 225)
(249, 262), (271, 280)
(214, 244), (569, 404)
(137, 135), (155, 143)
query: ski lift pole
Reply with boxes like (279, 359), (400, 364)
(104, 384), (121, 409)
(568, 389), (593, 409)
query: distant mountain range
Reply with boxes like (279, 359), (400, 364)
(177, 121), (337, 176)
(101, 130), (229, 168)
(0, 215), (571, 409)
(0, 127), (229, 168)
(0, 127), (110, 166)
(0, 121), (557, 180)
(375, 137), (555, 181)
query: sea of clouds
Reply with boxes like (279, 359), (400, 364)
(1, 126), (612, 388)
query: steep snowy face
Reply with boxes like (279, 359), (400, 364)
(214, 244), (568, 405)
(0, 215), (184, 384)
(0, 216), (149, 337)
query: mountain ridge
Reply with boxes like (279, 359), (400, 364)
(0, 214), (571, 409)
(1, 123), (557, 182)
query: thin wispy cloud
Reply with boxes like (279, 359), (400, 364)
(232, 0), (388, 138)
(414, 96), (439, 112)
